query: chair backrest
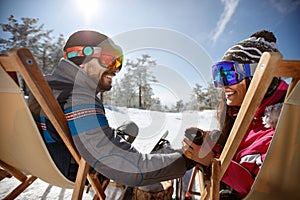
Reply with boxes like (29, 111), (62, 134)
(244, 80), (300, 199)
(198, 52), (300, 200)
(0, 48), (107, 199)
(0, 66), (74, 188)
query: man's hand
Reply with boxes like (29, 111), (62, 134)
(182, 136), (215, 167)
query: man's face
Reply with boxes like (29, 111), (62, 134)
(81, 58), (117, 92)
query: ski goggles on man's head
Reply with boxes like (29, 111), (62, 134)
(212, 61), (257, 87)
(64, 45), (123, 71)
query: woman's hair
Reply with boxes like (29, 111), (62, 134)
(216, 78), (250, 142)
(216, 91), (234, 142)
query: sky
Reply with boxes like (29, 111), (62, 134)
(1, 0), (300, 105)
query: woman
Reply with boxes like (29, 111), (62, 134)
(182, 30), (288, 199)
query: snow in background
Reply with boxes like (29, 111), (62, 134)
(106, 106), (218, 152)
(0, 107), (217, 199)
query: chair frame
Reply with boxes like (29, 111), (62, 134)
(0, 48), (110, 199)
(187, 52), (300, 200)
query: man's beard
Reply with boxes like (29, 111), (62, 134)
(97, 75), (112, 92)
(98, 82), (112, 91)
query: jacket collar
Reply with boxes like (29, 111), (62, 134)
(254, 80), (288, 118)
(228, 80), (288, 119)
(50, 58), (99, 93)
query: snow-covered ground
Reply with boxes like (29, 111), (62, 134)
(0, 107), (218, 199)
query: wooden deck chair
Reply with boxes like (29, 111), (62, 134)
(186, 52), (300, 200)
(244, 58), (300, 199)
(0, 48), (109, 199)
(186, 165), (208, 197)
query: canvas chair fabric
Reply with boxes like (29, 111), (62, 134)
(0, 66), (74, 188)
(0, 48), (108, 199)
(244, 80), (300, 200)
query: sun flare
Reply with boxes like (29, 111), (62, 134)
(76, 0), (99, 19)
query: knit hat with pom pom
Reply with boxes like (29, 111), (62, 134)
(222, 30), (281, 97)
(222, 30), (279, 63)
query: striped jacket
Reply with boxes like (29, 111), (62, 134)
(29, 58), (188, 186)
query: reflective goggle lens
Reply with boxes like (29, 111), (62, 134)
(212, 61), (257, 87)
(212, 61), (240, 87)
(64, 45), (123, 71)
(99, 54), (123, 71)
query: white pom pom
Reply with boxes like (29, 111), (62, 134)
(262, 103), (283, 128)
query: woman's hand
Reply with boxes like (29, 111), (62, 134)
(182, 136), (215, 166)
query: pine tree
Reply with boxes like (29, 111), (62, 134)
(189, 82), (221, 110)
(0, 15), (64, 74)
(123, 54), (158, 109)
(0, 15), (65, 94)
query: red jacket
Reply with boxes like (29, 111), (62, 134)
(221, 80), (288, 198)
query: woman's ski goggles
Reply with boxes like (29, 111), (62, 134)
(64, 45), (123, 71)
(212, 61), (257, 87)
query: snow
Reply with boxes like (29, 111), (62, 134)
(106, 107), (218, 152)
(0, 107), (217, 199)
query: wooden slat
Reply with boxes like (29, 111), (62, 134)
(0, 53), (19, 71)
(3, 176), (37, 200)
(200, 186), (208, 200)
(88, 173), (107, 200)
(210, 159), (220, 200)
(275, 60), (300, 78)
(0, 168), (12, 181)
(187, 166), (201, 196)
(72, 158), (90, 200)
(0, 160), (27, 182)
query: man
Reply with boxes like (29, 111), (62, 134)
(29, 30), (193, 185)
